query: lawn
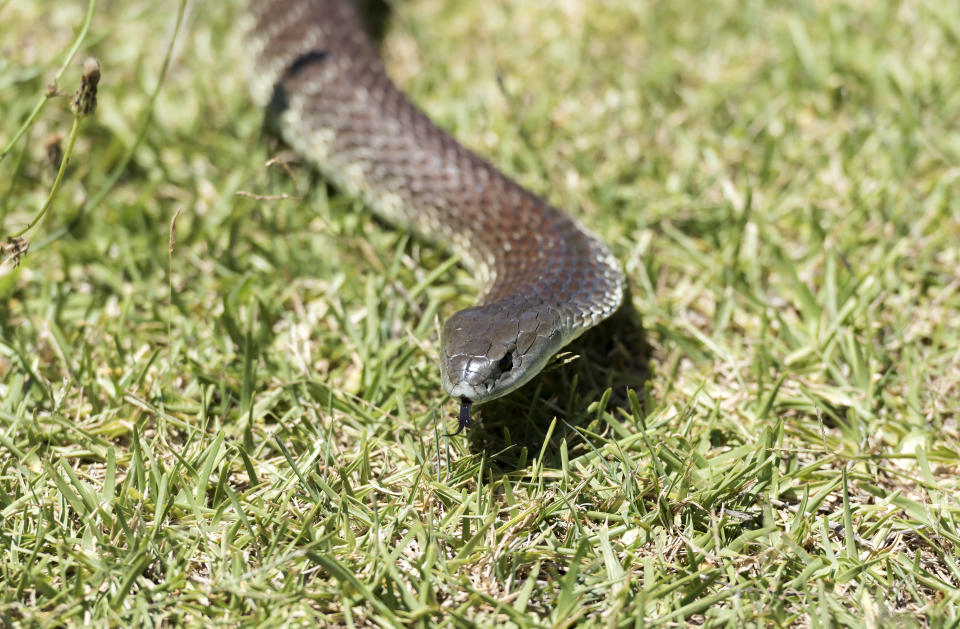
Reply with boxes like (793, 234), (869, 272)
(2, 0), (960, 625)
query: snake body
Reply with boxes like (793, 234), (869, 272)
(245, 0), (624, 430)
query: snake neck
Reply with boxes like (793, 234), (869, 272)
(245, 0), (623, 340)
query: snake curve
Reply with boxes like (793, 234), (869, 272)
(244, 0), (624, 432)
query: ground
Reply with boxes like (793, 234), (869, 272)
(1, 0), (959, 625)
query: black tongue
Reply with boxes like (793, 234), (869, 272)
(447, 398), (472, 436)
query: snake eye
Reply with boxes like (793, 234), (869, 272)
(498, 352), (514, 373)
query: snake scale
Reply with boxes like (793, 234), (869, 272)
(244, 0), (624, 432)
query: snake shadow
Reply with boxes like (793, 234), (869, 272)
(464, 288), (652, 470)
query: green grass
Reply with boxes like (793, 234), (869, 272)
(2, 0), (960, 625)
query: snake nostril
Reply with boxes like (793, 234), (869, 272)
(497, 351), (513, 373)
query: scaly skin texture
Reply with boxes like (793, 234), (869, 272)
(244, 0), (624, 429)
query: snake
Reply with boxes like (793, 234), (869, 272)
(244, 0), (625, 433)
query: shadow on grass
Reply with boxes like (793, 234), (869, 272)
(466, 289), (653, 471)
(356, 0), (393, 44)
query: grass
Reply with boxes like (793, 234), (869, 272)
(2, 0), (960, 625)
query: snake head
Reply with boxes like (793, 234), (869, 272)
(439, 299), (564, 406)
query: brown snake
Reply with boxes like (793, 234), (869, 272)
(244, 0), (624, 432)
